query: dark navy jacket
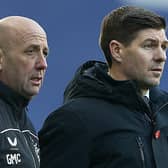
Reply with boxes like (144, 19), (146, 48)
(39, 61), (168, 168)
(0, 81), (40, 167)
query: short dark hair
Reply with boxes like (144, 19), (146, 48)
(99, 6), (166, 68)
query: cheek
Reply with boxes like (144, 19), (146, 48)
(2, 56), (35, 83)
(16, 60), (34, 73)
(124, 57), (147, 79)
(10, 64), (32, 82)
(130, 53), (149, 69)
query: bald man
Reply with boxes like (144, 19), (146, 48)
(0, 16), (49, 167)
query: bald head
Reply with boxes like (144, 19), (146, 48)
(0, 16), (47, 53)
(0, 16), (48, 99)
(0, 16), (45, 28)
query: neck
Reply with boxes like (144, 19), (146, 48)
(108, 69), (128, 81)
(108, 70), (150, 97)
(140, 89), (149, 97)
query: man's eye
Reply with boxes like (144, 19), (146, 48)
(43, 51), (48, 58)
(143, 44), (153, 49)
(26, 49), (34, 54)
(143, 42), (158, 50)
(161, 45), (168, 51)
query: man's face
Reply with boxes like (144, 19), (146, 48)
(119, 28), (167, 89)
(0, 26), (49, 99)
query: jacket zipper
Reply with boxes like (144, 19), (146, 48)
(23, 108), (38, 168)
(22, 134), (37, 168)
(15, 109), (37, 168)
(144, 113), (152, 123)
(136, 136), (146, 168)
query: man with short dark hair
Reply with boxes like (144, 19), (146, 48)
(39, 6), (168, 168)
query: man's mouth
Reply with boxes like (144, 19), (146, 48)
(31, 77), (42, 85)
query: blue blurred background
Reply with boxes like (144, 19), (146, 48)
(1, 0), (168, 131)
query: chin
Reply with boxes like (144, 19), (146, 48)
(27, 89), (40, 97)
(149, 81), (160, 87)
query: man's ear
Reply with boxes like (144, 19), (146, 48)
(109, 40), (123, 63)
(0, 49), (4, 71)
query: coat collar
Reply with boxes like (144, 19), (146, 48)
(0, 81), (29, 111)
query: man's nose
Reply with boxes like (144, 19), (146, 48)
(36, 54), (48, 70)
(154, 47), (167, 62)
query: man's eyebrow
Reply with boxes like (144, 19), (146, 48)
(143, 38), (168, 44)
(27, 44), (48, 50)
(27, 44), (40, 49)
(143, 38), (157, 43)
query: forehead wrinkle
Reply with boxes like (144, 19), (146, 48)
(20, 32), (47, 43)
(0, 17), (48, 56)
(0, 23), (47, 52)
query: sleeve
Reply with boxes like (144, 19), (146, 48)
(39, 107), (91, 168)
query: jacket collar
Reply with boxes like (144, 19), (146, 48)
(64, 60), (168, 112)
(0, 81), (29, 111)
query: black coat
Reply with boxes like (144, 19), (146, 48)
(0, 81), (40, 168)
(39, 61), (168, 168)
